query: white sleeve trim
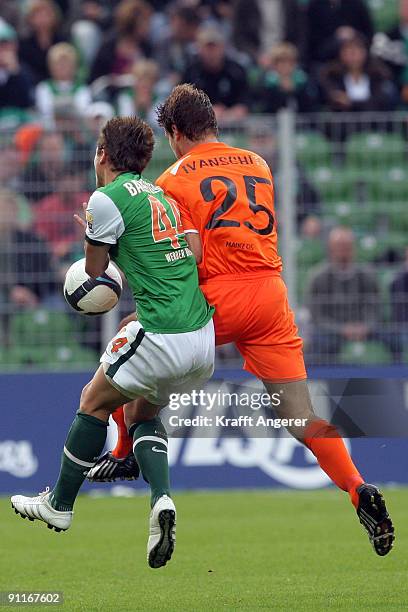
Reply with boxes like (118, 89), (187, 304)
(85, 190), (125, 245)
(183, 229), (199, 234)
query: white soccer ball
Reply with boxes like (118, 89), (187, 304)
(63, 258), (122, 315)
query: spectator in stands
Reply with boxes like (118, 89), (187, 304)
(231, 0), (262, 60)
(89, 0), (153, 83)
(0, 137), (24, 194)
(0, 189), (56, 308)
(304, 0), (374, 68)
(33, 162), (90, 259)
(319, 31), (398, 112)
(390, 246), (408, 356)
(153, 4), (201, 78)
(84, 101), (115, 139)
(0, 2), (20, 30)
(0, 19), (33, 113)
(115, 59), (165, 127)
(306, 227), (381, 363)
(22, 131), (66, 202)
(19, 0), (65, 85)
(0, 136), (34, 228)
(35, 42), (92, 123)
(381, 0), (408, 105)
(256, 42), (319, 113)
(182, 25), (248, 122)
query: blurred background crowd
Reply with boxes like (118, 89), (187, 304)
(0, 0), (408, 369)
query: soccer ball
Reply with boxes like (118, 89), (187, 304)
(64, 258), (122, 315)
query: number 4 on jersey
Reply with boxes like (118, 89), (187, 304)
(149, 195), (182, 249)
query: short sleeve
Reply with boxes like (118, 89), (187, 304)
(173, 194), (197, 234)
(156, 174), (198, 234)
(85, 190), (125, 245)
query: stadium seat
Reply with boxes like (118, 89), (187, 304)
(357, 234), (386, 262)
(7, 309), (98, 370)
(10, 309), (77, 348)
(49, 345), (98, 370)
(346, 132), (406, 171)
(322, 200), (378, 231)
(222, 132), (250, 150)
(357, 233), (406, 262)
(365, 167), (408, 231)
(338, 341), (393, 365)
(296, 132), (332, 170)
(311, 166), (356, 204)
(0, 344), (97, 370)
(365, 0), (399, 32)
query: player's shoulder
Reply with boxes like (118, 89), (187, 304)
(157, 156), (192, 185)
(89, 187), (115, 205)
(228, 145), (271, 173)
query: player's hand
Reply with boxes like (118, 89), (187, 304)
(74, 202), (88, 230)
(118, 312), (137, 331)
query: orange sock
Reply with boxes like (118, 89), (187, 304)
(111, 406), (133, 459)
(304, 419), (364, 509)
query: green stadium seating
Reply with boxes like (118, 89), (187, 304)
(297, 238), (325, 267)
(346, 132), (406, 171)
(322, 200), (378, 231)
(365, 167), (408, 231)
(357, 234), (386, 262)
(10, 309), (77, 347)
(311, 166), (356, 203)
(221, 132), (250, 151)
(0, 344), (97, 370)
(357, 233), (406, 262)
(365, 0), (399, 32)
(339, 341), (393, 365)
(296, 132), (332, 170)
(6, 309), (98, 370)
(49, 345), (98, 370)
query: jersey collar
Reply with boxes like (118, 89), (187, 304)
(187, 141), (227, 156)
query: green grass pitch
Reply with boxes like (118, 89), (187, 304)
(0, 488), (407, 611)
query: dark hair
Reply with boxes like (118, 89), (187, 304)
(157, 84), (218, 141)
(170, 6), (201, 27)
(98, 116), (154, 174)
(115, 0), (152, 37)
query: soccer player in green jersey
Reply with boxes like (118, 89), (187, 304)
(11, 117), (215, 569)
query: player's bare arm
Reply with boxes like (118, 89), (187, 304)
(83, 241), (110, 278)
(74, 201), (110, 277)
(184, 232), (202, 264)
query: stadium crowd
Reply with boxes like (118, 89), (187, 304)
(0, 0), (408, 367)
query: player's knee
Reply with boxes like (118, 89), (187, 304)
(79, 383), (100, 415)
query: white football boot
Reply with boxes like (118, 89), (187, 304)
(147, 495), (176, 568)
(11, 487), (73, 532)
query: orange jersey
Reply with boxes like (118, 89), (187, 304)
(156, 142), (282, 282)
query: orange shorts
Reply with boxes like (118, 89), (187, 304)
(200, 271), (307, 383)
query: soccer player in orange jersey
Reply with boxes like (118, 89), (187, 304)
(88, 85), (394, 555)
